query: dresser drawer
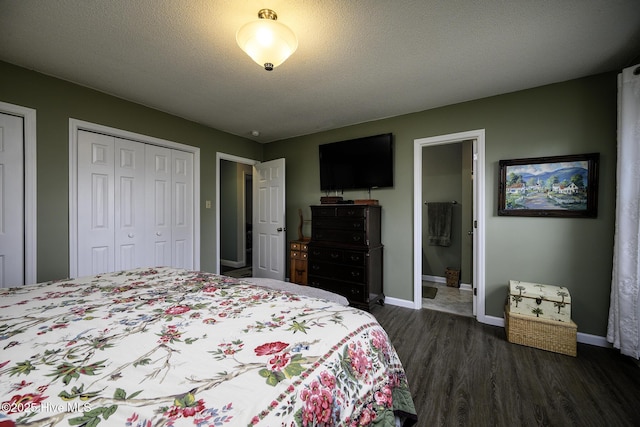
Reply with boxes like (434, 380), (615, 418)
(290, 242), (308, 252)
(311, 206), (338, 217)
(336, 206), (367, 218)
(291, 251), (308, 260)
(308, 260), (366, 284)
(312, 228), (367, 245)
(308, 275), (367, 303)
(343, 250), (366, 265)
(311, 205), (368, 218)
(313, 217), (365, 231)
(308, 246), (366, 267)
(308, 245), (343, 262)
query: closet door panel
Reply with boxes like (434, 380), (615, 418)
(171, 150), (194, 269)
(146, 145), (172, 266)
(77, 131), (115, 276)
(114, 138), (146, 270)
(0, 112), (24, 287)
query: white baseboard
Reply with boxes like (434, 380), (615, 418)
(422, 274), (472, 291)
(423, 274), (445, 284)
(220, 259), (244, 268)
(383, 296), (416, 309)
(476, 314), (611, 348)
(577, 332), (611, 348)
(384, 299), (611, 349)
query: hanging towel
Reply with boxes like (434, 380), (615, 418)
(427, 202), (452, 246)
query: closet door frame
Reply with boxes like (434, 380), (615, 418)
(69, 119), (200, 277)
(0, 101), (37, 285)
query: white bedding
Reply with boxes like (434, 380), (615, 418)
(241, 277), (350, 306)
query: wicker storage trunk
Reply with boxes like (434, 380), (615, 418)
(505, 304), (577, 356)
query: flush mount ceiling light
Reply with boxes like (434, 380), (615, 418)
(236, 9), (298, 71)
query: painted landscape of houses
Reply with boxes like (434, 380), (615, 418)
(499, 153), (599, 217)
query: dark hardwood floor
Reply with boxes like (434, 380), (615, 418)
(370, 304), (640, 427)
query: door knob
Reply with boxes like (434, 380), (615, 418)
(277, 227), (286, 232)
(467, 230), (474, 236)
(128, 233), (134, 238)
(156, 232), (162, 236)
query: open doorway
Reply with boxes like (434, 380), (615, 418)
(216, 153), (258, 276)
(421, 141), (473, 316)
(413, 130), (487, 322)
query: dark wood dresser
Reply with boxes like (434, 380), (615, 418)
(308, 204), (384, 310)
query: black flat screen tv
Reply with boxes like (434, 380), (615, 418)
(319, 133), (394, 192)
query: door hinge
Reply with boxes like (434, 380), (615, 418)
(474, 287), (477, 296)
(474, 220), (477, 229)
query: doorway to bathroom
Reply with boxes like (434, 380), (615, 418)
(413, 130), (486, 322)
(216, 153), (257, 276)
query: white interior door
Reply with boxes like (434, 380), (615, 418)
(253, 158), (286, 280)
(115, 138), (146, 270)
(145, 145), (172, 267)
(0, 112), (24, 287)
(171, 149), (194, 269)
(77, 130), (115, 276)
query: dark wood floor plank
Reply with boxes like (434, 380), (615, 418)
(370, 304), (640, 427)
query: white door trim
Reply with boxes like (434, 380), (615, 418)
(413, 129), (487, 323)
(69, 119), (200, 277)
(0, 101), (37, 285)
(215, 152), (259, 274)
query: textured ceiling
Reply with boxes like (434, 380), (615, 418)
(1, 0), (639, 143)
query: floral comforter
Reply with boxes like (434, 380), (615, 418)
(0, 267), (417, 426)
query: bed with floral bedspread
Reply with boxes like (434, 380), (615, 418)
(0, 267), (417, 426)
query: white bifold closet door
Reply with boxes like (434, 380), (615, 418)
(77, 130), (194, 277)
(145, 145), (194, 269)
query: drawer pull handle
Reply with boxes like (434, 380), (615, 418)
(312, 265), (320, 270)
(331, 253), (340, 259)
(352, 236), (361, 241)
(351, 271), (360, 277)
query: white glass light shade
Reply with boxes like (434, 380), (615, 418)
(236, 15), (298, 70)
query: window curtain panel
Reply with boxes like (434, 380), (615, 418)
(607, 63), (640, 359)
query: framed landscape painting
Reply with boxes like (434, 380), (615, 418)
(498, 153), (599, 217)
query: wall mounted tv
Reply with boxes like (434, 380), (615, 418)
(319, 133), (394, 192)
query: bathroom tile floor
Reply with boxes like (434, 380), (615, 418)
(422, 280), (474, 317)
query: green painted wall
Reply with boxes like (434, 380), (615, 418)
(0, 61), (263, 281)
(265, 73), (617, 336)
(1, 58), (616, 336)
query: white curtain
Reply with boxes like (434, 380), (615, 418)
(607, 63), (640, 359)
